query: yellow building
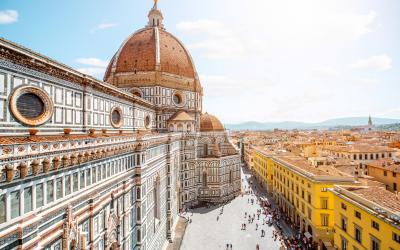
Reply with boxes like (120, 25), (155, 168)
(367, 159), (400, 192)
(244, 144), (255, 170)
(252, 147), (276, 192)
(330, 185), (400, 250)
(271, 156), (356, 249)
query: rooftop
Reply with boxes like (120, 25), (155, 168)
(275, 155), (353, 178)
(338, 185), (400, 213)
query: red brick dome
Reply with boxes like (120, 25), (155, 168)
(104, 27), (197, 83)
(200, 113), (224, 132)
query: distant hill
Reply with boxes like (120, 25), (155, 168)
(225, 117), (400, 131)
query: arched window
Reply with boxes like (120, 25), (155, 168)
(204, 144), (208, 156)
(136, 206), (141, 221)
(187, 124), (191, 132)
(154, 177), (161, 220)
(202, 171), (207, 187)
(177, 124), (183, 132)
(229, 170), (233, 183)
(136, 187), (141, 199)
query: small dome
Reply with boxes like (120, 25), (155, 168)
(200, 113), (224, 132)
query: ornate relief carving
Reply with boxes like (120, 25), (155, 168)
(62, 205), (81, 250)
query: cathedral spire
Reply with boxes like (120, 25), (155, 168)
(368, 115), (373, 126)
(147, 0), (164, 29)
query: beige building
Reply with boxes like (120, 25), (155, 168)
(367, 159), (400, 192)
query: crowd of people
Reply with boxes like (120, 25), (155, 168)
(181, 168), (317, 250)
(242, 173), (313, 250)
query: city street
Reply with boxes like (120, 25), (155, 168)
(180, 168), (282, 250)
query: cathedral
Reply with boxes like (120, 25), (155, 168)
(0, 2), (241, 250)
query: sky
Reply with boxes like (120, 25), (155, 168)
(0, 0), (399, 124)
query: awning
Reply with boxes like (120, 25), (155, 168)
(304, 232), (312, 239)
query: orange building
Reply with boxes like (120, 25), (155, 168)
(367, 159), (400, 192)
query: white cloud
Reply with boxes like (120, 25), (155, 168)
(353, 77), (379, 85)
(310, 67), (340, 77)
(200, 74), (274, 97)
(177, 19), (265, 60)
(76, 67), (106, 77)
(0, 10), (18, 24)
(76, 58), (108, 67)
(75, 58), (108, 79)
(351, 54), (392, 71)
(91, 22), (118, 33)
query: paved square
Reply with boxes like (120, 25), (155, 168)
(180, 169), (281, 250)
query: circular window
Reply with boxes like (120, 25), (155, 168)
(10, 85), (54, 126)
(145, 115), (151, 129)
(110, 107), (123, 128)
(17, 93), (45, 118)
(131, 88), (143, 98)
(173, 92), (184, 106)
(133, 91), (142, 98)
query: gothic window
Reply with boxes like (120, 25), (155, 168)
(202, 171), (207, 187)
(136, 187), (141, 200)
(56, 178), (62, 199)
(80, 171), (85, 189)
(0, 194), (5, 223)
(229, 170), (233, 183)
(11, 191), (20, 219)
(65, 175), (71, 196)
(36, 183), (44, 208)
(136, 207), (141, 221)
(73, 173), (78, 192)
(86, 169), (91, 186)
(145, 115), (151, 128)
(47, 180), (54, 203)
(154, 177), (161, 220)
(24, 187), (32, 213)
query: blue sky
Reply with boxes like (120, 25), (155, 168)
(1, 0), (399, 123)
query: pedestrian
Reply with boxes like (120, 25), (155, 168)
(230, 244), (232, 249)
(256, 243), (260, 250)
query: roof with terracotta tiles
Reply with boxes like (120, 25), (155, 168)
(104, 28), (195, 80)
(168, 111), (194, 122)
(343, 186), (400, 212)
(367, 159), (400, 173)
(200, 113), (224, 132)
(275, 155), (353, 177)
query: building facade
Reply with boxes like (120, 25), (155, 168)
(330, 185), (400, 250)
(252, 149), (357, 249)
(0, 3), (240, 250)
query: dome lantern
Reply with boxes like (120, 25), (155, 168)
(147, 0), (164, 29)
